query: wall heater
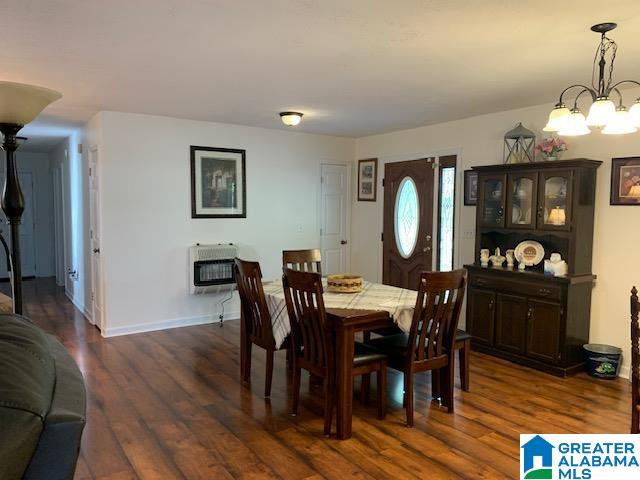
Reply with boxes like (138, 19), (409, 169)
(189, 243), (237, 294)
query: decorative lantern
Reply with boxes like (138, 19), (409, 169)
(503, 122), (535, 164)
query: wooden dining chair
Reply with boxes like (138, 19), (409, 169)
(632, 286), (639, 434)
(235, 258), (287, 398)
(282, 249), (322, 275)
(366, 269), (467, 427)
(455, 329), (471, 392)
(282, 268), (387, 435)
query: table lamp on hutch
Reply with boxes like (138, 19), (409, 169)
(0, 81), (62, 314)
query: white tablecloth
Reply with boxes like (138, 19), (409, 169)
(262, 279), (418, 349)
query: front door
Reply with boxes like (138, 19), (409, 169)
(383, 158), (434, 289)
(320, 164), (349, 275)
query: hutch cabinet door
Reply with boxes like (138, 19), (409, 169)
(495, 293), (528, 354)
(526, 299), (562, 364)
(467, 288), (495, 346)
(506, 172), (538, 229)
(478, 174), (506, 228)
(537, 170), (573, 232)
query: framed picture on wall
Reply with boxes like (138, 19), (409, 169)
(190, 146), (246, 218)
(463, 170), (478, 206)
(610, 156), (640, 205)
(358, 158), (378, 201)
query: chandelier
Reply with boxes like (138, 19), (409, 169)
(544, 23), (640, 136)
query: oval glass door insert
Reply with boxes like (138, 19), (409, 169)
(394, 176), (420, 258)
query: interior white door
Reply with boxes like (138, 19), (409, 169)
(0, 172), (37, 278)
(89, 149), (104, 329)
(320, 164), (349, 275)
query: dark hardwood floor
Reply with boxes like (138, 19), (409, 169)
(14, 278), (632, 479)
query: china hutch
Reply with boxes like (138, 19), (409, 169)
(464, 159), (601, 376)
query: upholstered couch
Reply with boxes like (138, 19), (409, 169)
(0, 314), (86, 480)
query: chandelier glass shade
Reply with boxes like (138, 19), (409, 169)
(602, 106), (638, 135)
(557, 109), (590, 136)
(544, 23), (640, 136)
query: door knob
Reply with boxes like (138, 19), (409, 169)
(340, 240), (348, 245)
(423, 246), (431, 253)
(93, 248), (100, 254)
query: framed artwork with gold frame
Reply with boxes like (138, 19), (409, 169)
(610, 157), (640, 205)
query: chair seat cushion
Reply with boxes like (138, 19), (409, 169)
(353, 342), (387, 366)
(367, 330), (471, 358)
(455, 329), (471, 342)
(365, 333), (410, 359)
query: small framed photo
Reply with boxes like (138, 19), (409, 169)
(191, 146), (246, 218)
(611, 157), (640, 205)
(464, 170), (478, 206)
(358, 158), (378, 201)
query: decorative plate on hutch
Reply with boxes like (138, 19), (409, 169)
(514, 240), (545, 266)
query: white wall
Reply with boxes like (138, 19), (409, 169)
(50, 134), (88, 316)
(89, 111), (355, 336)
(352, 87), (640, 377)
(13, 151), (55, 278)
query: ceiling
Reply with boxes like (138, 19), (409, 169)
(2, 0), (640, 137)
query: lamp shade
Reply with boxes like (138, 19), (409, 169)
(586, 97), (616, 127)
(547, 207), (566, 226)
(628, 100), (640, 127)
(602, 107), (638, 135)
(543, 105), (571, 132)
(557, 109), (590, 136)
(0, 81), (62, 125)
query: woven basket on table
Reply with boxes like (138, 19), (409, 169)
(326, 274), (363, 294)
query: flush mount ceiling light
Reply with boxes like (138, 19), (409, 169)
(544, 23), (640, 136)
(279, 111), (303, 126)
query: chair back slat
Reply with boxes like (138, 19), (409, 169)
(283, 249), (322, 275)
(282, 268), (333, 371)
(234, 258), (273, 344)
(408, 270), (467, 364)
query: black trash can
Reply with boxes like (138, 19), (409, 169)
(583, 344), (622, 379)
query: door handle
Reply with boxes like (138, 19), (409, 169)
(423, 246), (431, 253)
(93, 248), (100, 254)
(340, 240), (347, 245)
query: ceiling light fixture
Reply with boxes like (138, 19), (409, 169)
(544, 23), (640, 136)
(279, 111), (303, 127)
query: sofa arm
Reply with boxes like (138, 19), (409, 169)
(23, 336), (86, 480)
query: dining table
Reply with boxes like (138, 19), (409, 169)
(261, 279), (418, 439)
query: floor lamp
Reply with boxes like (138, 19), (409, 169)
(0, 81), (62, 314)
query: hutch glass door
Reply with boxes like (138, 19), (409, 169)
(538, 170), (572, 231)
(479, 174), (506, 227)
(506, 172), (537, 229)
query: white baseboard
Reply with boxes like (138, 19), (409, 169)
(618, 364), (630, 380)
(102, 310), (241, 338)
